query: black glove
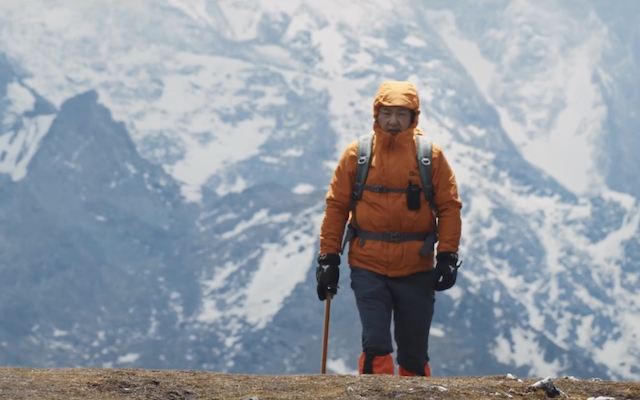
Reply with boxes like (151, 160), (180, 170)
(316, 253), (340, 301)
(435, 252), (461, 291)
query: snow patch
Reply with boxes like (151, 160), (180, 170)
(588, 195), (640, 268)
(219, 209), (291, 240)
(117, 353), (139, 364)
(282, 148), (303, 157)
(202, 261), (241, 293)
(215, 176), (248, 197)
(327, 358), (358, 374)
(52, 328), (68, 337)
(241, 209), (324, 329)
(467, 125), (486, 137)
(0, 114), (56, 180)
(6, 82), (35, 114)
(493, 327), (563, 378)
(214, 213), (238, 224)
(593, 311), (640, 380)
(403, 35), (427, 47)
(292, 183), (315, 194)
(166, 0), (214, 27)
(443, 285), (463, 302)
(169, 110), (273, 201)
(430, 326), (445, 337)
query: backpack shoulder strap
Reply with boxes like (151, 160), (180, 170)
(354, 133), (373, 201)
(416, 135), (436, 212)
(343, 133), (373, 252)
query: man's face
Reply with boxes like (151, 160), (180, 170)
(377, 106), (413, 135)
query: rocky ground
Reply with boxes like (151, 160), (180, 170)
(0, 367), (638, 400)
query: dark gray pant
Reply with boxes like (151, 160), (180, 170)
(350, 266), (437, 375)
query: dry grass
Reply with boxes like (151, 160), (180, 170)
(0, 367), (638, 400)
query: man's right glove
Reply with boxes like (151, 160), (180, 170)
(316, 253), (340, 301)
(435, 251), (462, 291)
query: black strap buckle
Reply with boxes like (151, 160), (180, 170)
(387, 232), (401, 242)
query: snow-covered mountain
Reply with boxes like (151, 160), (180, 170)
(0, 0), (639, 380)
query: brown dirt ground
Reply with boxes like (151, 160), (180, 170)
(0, 367), (638, 400)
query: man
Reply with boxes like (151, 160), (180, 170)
(316, 81), (462, 376)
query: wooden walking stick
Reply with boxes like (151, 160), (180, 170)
(320, 292), (333, 374)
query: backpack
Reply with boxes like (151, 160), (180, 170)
(340, 133), (438, 256)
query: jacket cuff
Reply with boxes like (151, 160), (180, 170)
(436, 252), (458, 262)
(317, 253), (341, 266)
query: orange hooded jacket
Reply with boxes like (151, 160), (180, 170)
(319, 81), (462, 277)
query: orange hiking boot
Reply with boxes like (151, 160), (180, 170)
(398, 363), (431, 377)
(358, 353), (394, 375)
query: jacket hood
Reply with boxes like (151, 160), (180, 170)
(373, 81), (421, 117)
(373, 81), (421, 133)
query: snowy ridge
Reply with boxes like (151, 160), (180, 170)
(0, 80), (55, 180)
(0, 0), (442, 198)
(0, 1), (616, 195)
(427, 4), (609, 195)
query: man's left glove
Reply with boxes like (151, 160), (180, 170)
(435, 252), (462, 291)
(316, 253), (340, 301)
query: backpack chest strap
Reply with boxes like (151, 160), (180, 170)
(356, 184), (406, 194)
(354, 230), (430, 243)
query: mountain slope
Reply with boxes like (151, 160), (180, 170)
(0, 0), (639, 380)
(0, 89), (201, 368)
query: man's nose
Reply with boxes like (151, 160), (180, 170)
(389, 114), (399, 125)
